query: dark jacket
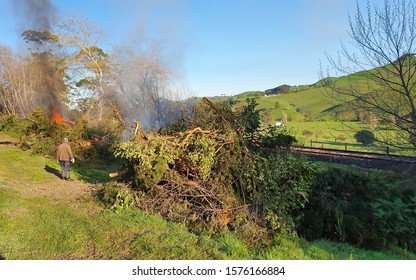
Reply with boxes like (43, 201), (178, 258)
(57, 142), (73, 161)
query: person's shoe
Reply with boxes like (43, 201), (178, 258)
(66, 178), (74, 181)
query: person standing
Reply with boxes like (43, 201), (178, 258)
(57, 137), (75, 181)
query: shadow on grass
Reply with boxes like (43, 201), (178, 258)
(0, 141), (17, 145)
(71, 160), (123, 184)
(0, 253), (5, 260)
(44, 165), (62, 179)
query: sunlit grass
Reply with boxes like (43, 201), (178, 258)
(0, 134), (414, 260)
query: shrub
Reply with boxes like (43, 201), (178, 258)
(96, 182), (139, 212)
(337, 133), (347, 142)
(354, 129), (376, 145)
(302, 130), (313, 136)
(238, 98), (261, 136)
(0, 115), (32, 137)
(239, 154), (316, 234)
(299, 166), (416, 251)
(1, 110), (120, 163)
(27, 107), (52, 134)
(274, 101), (281, 109)
(31, 137), (55, 155)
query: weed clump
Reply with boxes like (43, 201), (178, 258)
(299, 165), (416, 252)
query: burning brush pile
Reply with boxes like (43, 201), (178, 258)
(7, 106), (120, 162)
(101, 98), (315, 244)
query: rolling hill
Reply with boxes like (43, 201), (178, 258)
(229, 75), (359, 124)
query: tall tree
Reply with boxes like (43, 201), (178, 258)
(324, 0), (416, 149)
(57, 14), (110, 122)
(22, 30), (68, 113)
(0, 41), (66, 117)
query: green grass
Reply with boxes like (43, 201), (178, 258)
(0, 142), (117, 185)
(0, 133), (414, 260)
(228, 73), (416, 154)
(286, 121), (365, 149)
(284, 121), (415, 155)
(231, 86), (341, 122)
(0, 190), (92, 259)
(72, 159), (122, 184)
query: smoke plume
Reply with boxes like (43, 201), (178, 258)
(13, 0), (57, 32)
(12, 0), (64, 119)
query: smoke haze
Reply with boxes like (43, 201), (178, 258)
(13, 0), (57, 32)
(12, 0), (63, 118)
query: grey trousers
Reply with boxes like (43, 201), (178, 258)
(59, 160), (70, 179)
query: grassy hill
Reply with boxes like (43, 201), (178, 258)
(1, 132), (414, 260)
(230, 77), (355, 123)
(225, 71), (416, 155)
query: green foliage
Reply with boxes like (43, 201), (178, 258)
(0, 109), (121, 161)
(27, 107), (52, 134)
(238, 98), (262, 135)
(247, 125), (297, 154)
(299, 166), (416, 252)
(112, 98), (309, 243)
(0, 114), (31, 137)
(239, 154), (316, 234)
(31, 137), (55, 155)
(354, 129), (376, 145)
(114, 129), (242, 235)
(97, 182), (139, 212)
(115, 134), (178, 189)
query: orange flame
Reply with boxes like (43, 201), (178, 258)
(50, 106), (74, 127)
(51, 106), (65, 124)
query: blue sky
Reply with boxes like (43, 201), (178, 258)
(0, 0), (385, 96)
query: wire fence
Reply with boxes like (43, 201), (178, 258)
(298, 139), (415, 156)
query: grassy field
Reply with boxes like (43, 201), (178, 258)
(228, 87), (415, 155)
(227, 74), (389, 152)
(284, 121), (415, 155)
(0, 132), (414, 260)
(286, 121), (376, 151)
(230, 86), (344, 122)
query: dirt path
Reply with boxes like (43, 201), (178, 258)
(21, 176), (94, 201)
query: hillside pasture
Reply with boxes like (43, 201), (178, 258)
(231, 85), (353, 125)
(285, 121), (413, 155)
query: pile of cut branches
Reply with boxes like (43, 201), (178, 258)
(108, 98), (314, 244)
(113, 124), (255, 232)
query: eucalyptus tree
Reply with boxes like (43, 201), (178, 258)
(57, 14), (111, 122)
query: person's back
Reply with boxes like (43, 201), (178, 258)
(57, 142), (73, 161)
(57, 138), (74, 181)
